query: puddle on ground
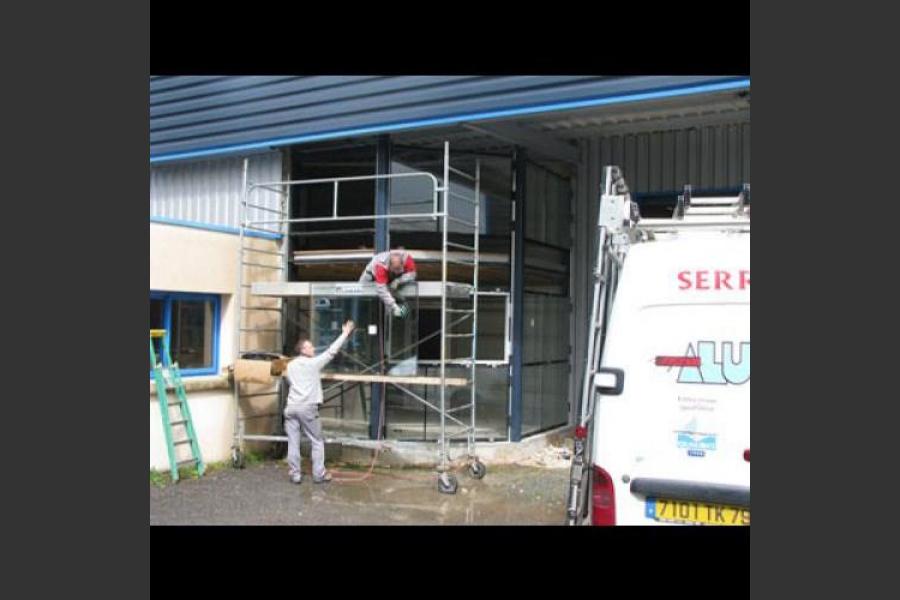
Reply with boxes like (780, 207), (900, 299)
(152, 462), (567, 525)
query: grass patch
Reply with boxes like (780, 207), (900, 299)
(150, 470), (169, 488)
(150, 451), (273, 488)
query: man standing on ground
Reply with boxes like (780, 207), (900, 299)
(358, 248), (417, 318)
(284, 320), (355, 484)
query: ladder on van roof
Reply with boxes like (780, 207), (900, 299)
(564, 170), (750, 526)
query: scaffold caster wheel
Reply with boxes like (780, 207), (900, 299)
(232, 448), (245, 469)
(438, 472), (458, 495)
(468, 461), (486, 479)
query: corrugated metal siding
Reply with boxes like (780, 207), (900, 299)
(150, 76), (737, 159)
(570, 120), (750, 416)
(592, 122), (750, 193)
(150, 150), (283, 230)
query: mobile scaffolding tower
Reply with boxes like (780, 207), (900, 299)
(231, 142), (485, 494)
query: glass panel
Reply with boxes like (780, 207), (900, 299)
(388, 147), (512, 287)
(384, 364), (508, 442)
(309, 284), (419, 375)
(475, 296), (506, 361)
(290, 141), (378, 252)
(150, 298), (165, 367)
(171, 299), (214, 369)
(541, 362), (570, 430)
(521, 364), (542, 436)
(150, 298), (164, 331)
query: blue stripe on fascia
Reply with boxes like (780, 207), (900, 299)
(150, 216), (283, 240)
(150, 78), (750, 164)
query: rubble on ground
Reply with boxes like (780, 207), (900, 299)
(515, 443), (573, 469)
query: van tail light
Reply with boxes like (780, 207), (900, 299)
(591, 465), (616, 526)
(655, 356), (701, 367)
(744, 449), (750, 462)
(575, 425), (588, 439)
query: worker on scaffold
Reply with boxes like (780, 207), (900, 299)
(358, 248), (417, 318)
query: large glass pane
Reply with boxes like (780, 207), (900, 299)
(308, 283), (419, 375)
(171, 299), (214, 369)
(384, 364), (508, 442)
(519, 161), (572, 437)
(388, 147), (512, 288)
(290, 141), (378, 254)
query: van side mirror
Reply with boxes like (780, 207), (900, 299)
(594, 368), (624, 395)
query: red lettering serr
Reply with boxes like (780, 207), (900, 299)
(678, 271), (692, 290)
(740, 270), (751, 289)
(715, 271), (733, 290)
(695, 270), (709, 290)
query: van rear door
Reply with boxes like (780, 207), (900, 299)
(595, 301), (750, 525)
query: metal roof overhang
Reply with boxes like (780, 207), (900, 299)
(150, 77), (749, 165)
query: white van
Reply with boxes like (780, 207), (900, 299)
(588, 231), (750, 525)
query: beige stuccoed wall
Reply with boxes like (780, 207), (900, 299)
(150, 222), (283, 471)
(150, 388), (236, 470)
(152, 222), (241, 293)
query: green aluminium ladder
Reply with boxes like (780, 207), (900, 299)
(150, 329), (205, 482)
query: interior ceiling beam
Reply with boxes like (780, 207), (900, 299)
(460, 121), (579, 165)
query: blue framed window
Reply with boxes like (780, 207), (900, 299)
(150, 291), (220, 378)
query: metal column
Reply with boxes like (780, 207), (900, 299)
(510, 147), (526, 442)
(370, 134), (391, 440)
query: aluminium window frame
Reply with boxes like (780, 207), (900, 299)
(150, 291), (221, 378)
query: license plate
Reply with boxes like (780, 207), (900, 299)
(646, 497), (750, 525)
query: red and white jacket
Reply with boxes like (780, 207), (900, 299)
(361, 250), (417, 308)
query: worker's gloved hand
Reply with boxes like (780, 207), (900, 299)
(389, 279), (401, 291)
(392, 304), (409, 319)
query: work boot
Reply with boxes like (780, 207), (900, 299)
(290, 474), (303, 484)
(313, 471), (332, 484)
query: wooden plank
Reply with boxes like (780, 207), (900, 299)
(321, 373), (469, 386)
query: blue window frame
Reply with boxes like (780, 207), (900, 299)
(150, 291), (221, 378)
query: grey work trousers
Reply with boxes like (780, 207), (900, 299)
(284, 402), (326, 480)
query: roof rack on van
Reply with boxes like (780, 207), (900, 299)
(638, 184), (750, 233)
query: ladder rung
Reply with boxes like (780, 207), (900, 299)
(446, 215), (477, 228)
(241, 412), (283, 420)
(445, 309), (475, 313)
(176, 457), (198, 466)
(684, 206), (740, 216)
(446, 259), (476, 266)
(242, 247), (285, 256)
(167, 401), (182, 407)
(174, 439), (193, 446)
(446, 241), (476, 252)
(242, 262), (285, 270)
(449, 190), (478, 204)
(448, 166), (477, 182)
(244, 203), (286, 215)
(241, 225), (282, 236)
(170, 419), (187, 426)
(689, 196), (742, 206)
(446, 333), (475, 338)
